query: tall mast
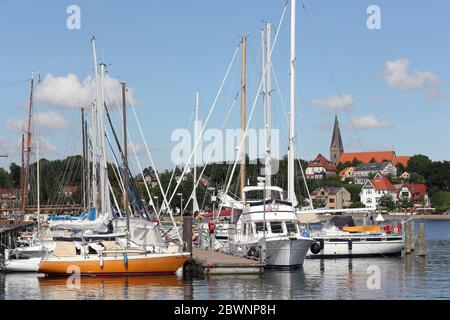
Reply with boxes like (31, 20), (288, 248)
(81, 108), (87, 212)
(288, 0), (298, 206)
(99, 62), (111, 218)
(21, 73), (34, 216)
(240, 36), (247, 201)
(264, 23), (273, 195)
(91, 37), (99, 214)
(36, 139), (40, 232)
(122, 82), (130, 245)
(193, 91), (199, 213)
(20, 130), (25, 211)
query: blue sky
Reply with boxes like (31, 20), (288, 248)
(0, 0), (449, 173)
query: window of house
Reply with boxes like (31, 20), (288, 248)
(270, 222), (283, 234)
(367, 198), (372, 203)
(329, 198), (335, 203)
(255, 222), (268, 233)
(243, 223), (247, 236)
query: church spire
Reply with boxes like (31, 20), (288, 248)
(330, 115), (344, 165)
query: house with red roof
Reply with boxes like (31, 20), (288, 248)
(339, 151), (410, 168)
(360, 172), (397, 208)
(398, 182), (430, 207)
(305, 154), (337, 180)
(338, 167), (356, 181)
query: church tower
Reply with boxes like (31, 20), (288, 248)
(330, 115), (344, 165)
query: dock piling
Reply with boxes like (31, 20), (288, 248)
(416, 223), (426, 256)
(182, 212), (193, 254)
(404, 222), (413, 254)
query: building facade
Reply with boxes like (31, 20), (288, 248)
(311, 186), (351, 209)
(360, 172), (397, 208)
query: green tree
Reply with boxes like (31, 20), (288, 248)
(0, 167), (12, 188)
(399, 196), (414, 209)
(378, 194), (397, 212)
(407, 154), (432, 179)
(343, 183), (363, 203)
(349, 201), (365, 209)
(9, 163), (21, 188)
(431, 191), (450, 213)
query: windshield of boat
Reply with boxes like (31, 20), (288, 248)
(245, 190), (283, 202)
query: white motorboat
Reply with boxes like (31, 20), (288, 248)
(231, 186), (316, 268)
(307, 216), (404, 258)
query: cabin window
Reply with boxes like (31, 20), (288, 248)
(255, 222), (268, 233)
(270, 222), (283, 234)
(286, 222), (297, 234)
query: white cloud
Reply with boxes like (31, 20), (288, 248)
(34, 73), (137, 109)
(383, 58), (442, 91)
(312, 94), (354, 112)
(5, 111), (69, 131)
(349, 115), (392, 130)
(38, 137), (58, 154)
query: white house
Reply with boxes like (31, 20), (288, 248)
(360, 172), (397, 208)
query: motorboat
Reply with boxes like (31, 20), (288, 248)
(230, 186), (316, 268)
(307, 215), (404, 258)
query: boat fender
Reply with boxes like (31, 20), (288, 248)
(393, 225), (399, 234)
(4, 249), (9, 261)
(310, 242), (321, 255)
(100, 254), (104, 269)
(208, 220), (215, 234)
(123, 253), (128, 268)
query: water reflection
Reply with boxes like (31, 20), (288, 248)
(1, 221), (450, 300)
(38, 275), (185, 300)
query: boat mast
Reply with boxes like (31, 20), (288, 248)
(193, 91), (199, 213)
(263, 23), (273, 196)
(81, 108), (87, 212)
(240, 36), (247, 201)
(122, 82), (130, 245)
(91, 37), (99, 214)
(99, 62), (111, 218)
(288, 0), (298, 207)
(36, 139), (40, 232)
(21, 72), (34, 217)
(20, 130), (25, 211)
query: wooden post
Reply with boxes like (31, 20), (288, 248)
(404, 223), (412, 254)
(416, 223), (426, 256)
(182, 212), (193, 253)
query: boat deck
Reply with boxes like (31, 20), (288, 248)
(186, 247), (264, 275)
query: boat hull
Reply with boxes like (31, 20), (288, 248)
(265, 238), (315, 267)
(3, 258), (42, 272)
(38, 253), (190, 275)
(236, 237), (315, 268)
(307, 237), (404, 259)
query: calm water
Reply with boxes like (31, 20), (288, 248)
(1, 220), (450, 300)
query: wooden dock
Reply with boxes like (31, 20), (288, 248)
(185, 247), (264, 275)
